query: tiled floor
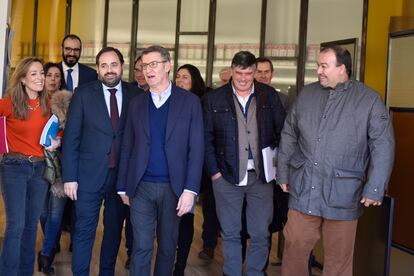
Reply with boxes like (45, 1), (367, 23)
(0, 199), (413, 275)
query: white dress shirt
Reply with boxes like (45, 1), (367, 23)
(149, 81), (172, 108)
(102, 82), (123, 117)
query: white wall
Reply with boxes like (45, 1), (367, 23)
(0, 0), (11, 96)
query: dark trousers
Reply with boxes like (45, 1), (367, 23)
(40, 191), (68, 256)
(71, 169), (127, 276)
(0, 158), (49, 276)
(174, 213), (194, 276)
(213, 172), (273, 276)
(241, 198), (249, 262)
(125, 207), (133, 257)
(201, 186), (220, 249)
(130, 181), (180, 276)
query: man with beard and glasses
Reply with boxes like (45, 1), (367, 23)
(62, 47), (142, 276)
(59, 34), (97, 92)
(58, 34), (97, 253)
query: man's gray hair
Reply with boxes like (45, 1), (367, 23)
(142, 45), (171, 62)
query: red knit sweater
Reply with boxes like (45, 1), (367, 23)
(0, 96), (50, 157)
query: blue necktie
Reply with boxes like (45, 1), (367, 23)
(67, 69), (73, 92)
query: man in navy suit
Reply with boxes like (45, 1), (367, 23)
(58, 34), (98, 252)
(117, 45), (204, 276)
(62, 47), (142, 276)
(59, 34), (97, 91)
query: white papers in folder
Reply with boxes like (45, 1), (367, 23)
(262, 146), (277, 183)
(40, 114), (59, 147)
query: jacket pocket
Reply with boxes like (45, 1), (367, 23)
(288, 156), (306, 199)
(328, 168), (365, 209)
(213, 107), (230, 120)
(212, 108), (230, 141)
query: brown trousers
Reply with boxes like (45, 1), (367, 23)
(281, 209), (358, 276)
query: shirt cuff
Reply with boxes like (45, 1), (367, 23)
(183, 189), (197, 196)
(117, 191), (126, 195)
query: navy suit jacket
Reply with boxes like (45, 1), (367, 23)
(59, 62), (98, 90)
(117, 84), (204, 197)
(62, 81), (142, 192)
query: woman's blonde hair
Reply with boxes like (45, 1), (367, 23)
(6, 57), (49, 119)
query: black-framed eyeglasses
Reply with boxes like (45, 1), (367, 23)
(140, 60), (167, 70)
(63, 47), (81, 53)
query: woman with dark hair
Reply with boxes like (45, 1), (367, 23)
(175, 63), (208, 97)
(38, 62), (72, 274)
(43, 62), (65, 97)
(174, 64), (209, 276)
(0, 57), (60, 275)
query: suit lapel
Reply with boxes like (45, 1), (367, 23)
(141, 92), (150, 139)
(225, 85), (237, 117)
(119, 82), (130, 129)
(165, 86), (184, 141)
(78, 64), (87, 86)
(78, 65), (83, 85)
(58, 63), (67, 90)
(255, 83), (266, 131)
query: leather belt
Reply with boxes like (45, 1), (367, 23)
(5, 152), (45, 162)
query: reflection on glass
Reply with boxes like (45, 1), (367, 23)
(107, 0), (133, 79)
(36, 0), (66, 63)
(181, 0), (209, 32)
(137, 0), (176, 46)
(272, 60), (298, 94)
(265, 0), (300, 92)
(266, 0), (300, 46)
(176, 36), (208, 81)
(136, 0), (177, 78)
(175, 0), (209, 81)
(10, 0), (35, 66)
(212, 0), (261, 87)
(387, 34), (414, 108)
(305, 0), (363, 84)
(71, 0), (105, 67)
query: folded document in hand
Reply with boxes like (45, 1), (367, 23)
(262, 146), (277, 183)
(40, 114), (59, 147)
